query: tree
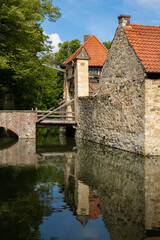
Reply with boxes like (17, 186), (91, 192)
(36, 39), (81, 110)
(0, 0), (61, 109)
(54, 39), (81, 62)
(103, 40), (112, 50)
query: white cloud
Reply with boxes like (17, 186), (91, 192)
(47, 33), (63, 53)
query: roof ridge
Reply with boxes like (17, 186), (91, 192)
(64, 34), (108, 65)
(63, 45), (82, 64)
(130, 23), (160, 27)
(90, 35), (108, 52)
(63, 35), (93, 63)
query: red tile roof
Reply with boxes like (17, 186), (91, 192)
(64, 35), (108, 66)
(124, 24), (160, 73)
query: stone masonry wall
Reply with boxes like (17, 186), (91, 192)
(77, 25), (146, 154)
(0, 111), (37, 138)
(145, 79), (160, 155)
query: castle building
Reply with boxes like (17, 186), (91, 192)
(77, 15), (160, 155)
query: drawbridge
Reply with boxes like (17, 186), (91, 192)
(36, 98), (77, 126)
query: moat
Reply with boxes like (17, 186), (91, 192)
(0, 127), (160, 240)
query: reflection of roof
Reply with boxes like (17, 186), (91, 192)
(76, 215), (90, 226)
(89, 192), (101, 220)
(124, 24), (160, 73)
(64, 35), (108, 66)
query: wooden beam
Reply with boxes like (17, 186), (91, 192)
(46, 59), (71, 69)
(37, 98), (75, 122)
(37, 111), (75, 114)
(42, 64), (66, 73)
(37, 115), (75, 119)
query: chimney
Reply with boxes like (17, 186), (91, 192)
(118, 15), (131, 27)
(84, 35), (91, 43)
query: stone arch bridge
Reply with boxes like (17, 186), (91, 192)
(0, 99), (77, 139)
(0, 111), (37, 138)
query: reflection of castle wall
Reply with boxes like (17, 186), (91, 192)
(0, 139), (37, 166)
(145, 156), (160, 230)
(37, 138), (160, 239)
(76, 139), (145, 240)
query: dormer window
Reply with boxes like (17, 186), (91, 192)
(89, 68), (99, 75)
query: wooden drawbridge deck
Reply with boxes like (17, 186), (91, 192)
(36, 99), (77, 126)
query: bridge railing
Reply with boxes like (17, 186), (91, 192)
(36, 98), (77, 124)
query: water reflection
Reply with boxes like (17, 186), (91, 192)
(76, 139), (145, 240)
(145, 156), (160, 237)
(0, 136), (160, 239)
(0, 139), (37, 166)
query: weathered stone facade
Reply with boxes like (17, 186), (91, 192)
(0, 111), (37, 138)
(145, 80), (160, 155)
(77, 23), (146, 154)
(76, 16), (160, 155)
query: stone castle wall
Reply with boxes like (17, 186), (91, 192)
(77, 25), (146, 154)
(77, 25), (160, 155)
(0, 111), (37, 138)
(145, 79), (160, 155)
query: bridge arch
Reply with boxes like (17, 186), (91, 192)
(0, 126), (19, 139)
(0, 111), (37, 139)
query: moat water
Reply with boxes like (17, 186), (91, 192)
(0, 127), (160, 240)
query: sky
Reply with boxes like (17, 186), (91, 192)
(42, 0), (160, 53)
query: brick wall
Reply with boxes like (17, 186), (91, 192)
(0, 111), (37, 138)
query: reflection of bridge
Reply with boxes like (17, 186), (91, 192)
(1, 139), (160, 238)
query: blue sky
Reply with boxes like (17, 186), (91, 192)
(42, 0), (160, 52)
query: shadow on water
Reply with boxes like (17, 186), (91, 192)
(0, 129), (160, 239)
(0, 127), (18, 150)
(36, 126), (76, 153)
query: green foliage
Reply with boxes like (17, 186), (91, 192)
(103, 40), (112, 50)
(0, 0), (61, 109)
(0, 165), (64, 239)
(37, 39), (81, 110)
(0, 0), (82, 110)
(36, 126), (60, 145)
(54, 39), (81, 62)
